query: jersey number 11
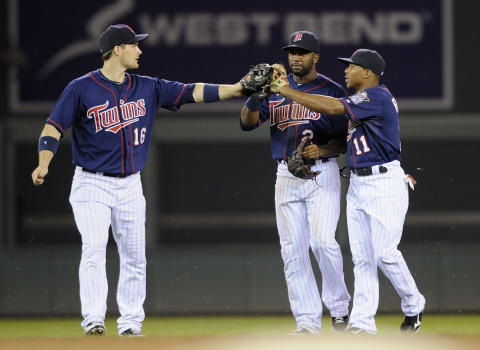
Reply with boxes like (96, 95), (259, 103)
(352, 135), (371, 155)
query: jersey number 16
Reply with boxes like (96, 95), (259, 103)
(133, 127), (147, 146)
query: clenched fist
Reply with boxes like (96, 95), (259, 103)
(32, 166), (48, 186)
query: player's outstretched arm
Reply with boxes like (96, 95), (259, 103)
(192, 82), (243, 103)
(270, 72), (345, 116)
(31, 124), (61, 186)
(280, 85), (345, 116)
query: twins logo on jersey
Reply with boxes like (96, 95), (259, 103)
(87, 99), (146, 133)
(269, 98), (321, 130)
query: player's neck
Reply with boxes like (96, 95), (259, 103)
(355, 80), (379, 93)
(293, 70), (317, 84)
(100, 62), (126, 83)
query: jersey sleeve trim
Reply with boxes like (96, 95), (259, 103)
(46, 119), (65, 134)
(173, 84), (186, 112)
(340, 98), (356, 121)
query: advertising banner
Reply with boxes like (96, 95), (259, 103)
(9, 0), (453, 112)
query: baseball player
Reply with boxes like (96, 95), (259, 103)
(240, 31), (351, 334)
(31, 24), (244, 336)
(269, 49), (425, 334)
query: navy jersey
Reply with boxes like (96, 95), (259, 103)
(241, 73), (348, 160)
(47, 69), (194, 175)
(339, 84), (401, 169)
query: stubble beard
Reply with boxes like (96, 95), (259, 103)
(291, 63), (313, 78)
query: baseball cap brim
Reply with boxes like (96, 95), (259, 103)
(282, 44), (316, 53)
(130, 33), (149, 43)
(337, 57), (354, 65)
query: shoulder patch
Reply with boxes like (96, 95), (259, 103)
(349, 91), (370, 105)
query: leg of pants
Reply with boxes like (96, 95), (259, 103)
(275, 170), (323, 329)
(371, 168), (425, 316)
(347, 164), (425, 332)
(111, 174), (147, 334)
(307, 161), (350, 318)
(347, 197), (379, 333)
(71, 201), (112, 330)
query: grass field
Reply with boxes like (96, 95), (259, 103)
(0, 314), (479, 349)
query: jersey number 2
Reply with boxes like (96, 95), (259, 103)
(134, 127), (146, 146)
(352, 135), (371, 155)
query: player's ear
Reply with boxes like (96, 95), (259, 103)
(363, 68), (373, 80)
(113, 45), (121, 57)
(313, 53), (319, 64)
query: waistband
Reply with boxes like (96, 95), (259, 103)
(352, 165), (388, 176)
(80, 167), (130, 178)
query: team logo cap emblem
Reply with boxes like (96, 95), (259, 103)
(282, 31), (319, 53)
(293, 32), (303, 42)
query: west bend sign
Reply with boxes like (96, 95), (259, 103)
(8, 0), (453, 112)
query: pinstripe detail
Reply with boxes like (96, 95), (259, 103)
(346, 163), (425, 333)
(303, 80), (329, 93)
(70, 167), (146, 334)
(124, 93), (135, 174)
(126, 73), (132, 91)
(274, 160), (350, 329)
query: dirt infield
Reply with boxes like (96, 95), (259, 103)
(1, 335), (479, 350)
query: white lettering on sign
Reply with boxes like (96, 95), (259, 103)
(139, 11), (426, 47)
(139, 12), (280, 46)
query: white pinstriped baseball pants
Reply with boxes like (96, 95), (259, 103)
(347, 161), (425, 333)
(69, 166), (146, 334)
(275, 159), (351, 329)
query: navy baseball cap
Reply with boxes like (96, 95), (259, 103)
(99, 24), (149, 54)
(282, 31), (319, 53)
(337, 49), (385, 76)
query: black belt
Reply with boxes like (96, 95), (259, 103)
(277, 158), (329, 164)
(352, 165), (388, 176)
(82, 167), (128, 178)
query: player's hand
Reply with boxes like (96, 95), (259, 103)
(272, 63), (287, 77)
(302, 144), (322, 159)
(32, 166), (49, 186)
(269, 65), (289, 94)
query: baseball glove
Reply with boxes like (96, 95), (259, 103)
(240, 63), (287, 99)
(288, 138), (321, 180)
(240, 63), (273, 99)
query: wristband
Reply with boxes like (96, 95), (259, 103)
(245, 96), (262, 111)
(38, 136), (59, 155)
(203, 84), (220, 103)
